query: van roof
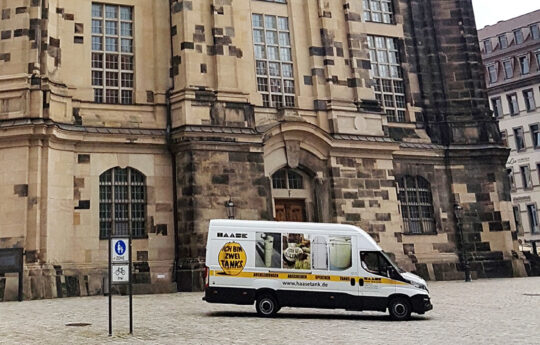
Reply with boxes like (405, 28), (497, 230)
(209, 219), (380, 250)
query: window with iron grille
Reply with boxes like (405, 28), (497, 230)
(99, 167), (146, 239)
(252, 14), (295, 108)
(272, 168), (303, 190)
(398, 176), (435, 234)
(363, 0), (394, 24)
(92, 3), (134, 104)
(368, 35), (406, 122)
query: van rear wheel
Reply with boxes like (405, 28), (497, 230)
(388, 297), (411, 321)
(256, 294), (279, 317)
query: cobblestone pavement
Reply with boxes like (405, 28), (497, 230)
(0, 277), (539, 345)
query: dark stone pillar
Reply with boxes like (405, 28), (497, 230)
(174, 141), (271, 291)
(401, 0), (500, 145)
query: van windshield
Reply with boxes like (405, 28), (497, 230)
(381, 251), (406, 273)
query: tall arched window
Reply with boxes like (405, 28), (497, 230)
(99, 167), (146, 239)
(397, 176), (435, 234)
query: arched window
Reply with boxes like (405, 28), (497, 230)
(272, 168), (303, 190)
(397, 176), (435, 234)
(99, 167), (146, 239)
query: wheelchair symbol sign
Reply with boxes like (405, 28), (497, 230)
(111, 239), (129, 263)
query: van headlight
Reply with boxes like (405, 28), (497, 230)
(409, 281), (428, 292)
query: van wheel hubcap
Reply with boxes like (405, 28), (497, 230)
(394, 303), (406, 316)
(261, 300), (273, 313)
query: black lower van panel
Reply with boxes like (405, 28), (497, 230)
(204, 287), (387, 312)
(204, 287), (432, 315)
(204, 287), (256, 305)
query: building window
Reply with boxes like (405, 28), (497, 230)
(527, 204), (539, 234)
(272, 168), (304, 190)
(507, 168), (515, 190)
(483, 39), (492, 53)
(487, 65), (497, 84)
(523, 89), (536, 111)
(92, 3), (134, 104)
(519, 56), (530, 75)
(252, 14), (295, 108)
(536, 51), (540, 69)
(99, 167), (146, 239)
(507, 93), (519, 115)
(531, 124), (540, 149)
(521, 165), (532, 189)
(368, 35), (406, 123)
(514, 127), (525, 151)
(498, 35), (508, 49)
(514, 29), (524, 44)
(501, 130), (508, 146)
(530, 24), (540, 40)
(491, 97), (502, 117)
(363, 0), (394, 24)
(503, 60), (513, 79)
(398, 176), (435, 234)
(513, 206), (522, 234)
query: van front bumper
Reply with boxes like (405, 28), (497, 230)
(411, 294), (433, 314)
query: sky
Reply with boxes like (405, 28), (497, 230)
(472, 0), (540, 29)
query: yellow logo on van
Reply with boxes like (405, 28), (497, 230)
(218, 242), (246, 276)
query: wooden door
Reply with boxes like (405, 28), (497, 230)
(274, 199), (306, 222)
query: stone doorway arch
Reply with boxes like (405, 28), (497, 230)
(263, 122), (333, 223)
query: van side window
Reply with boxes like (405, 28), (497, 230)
(360, 251), (390, 277)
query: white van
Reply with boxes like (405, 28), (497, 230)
(203, 219), (432, 320)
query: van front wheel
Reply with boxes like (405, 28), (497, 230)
(256, 294), (279, 317)
(388, 297), (411, 321)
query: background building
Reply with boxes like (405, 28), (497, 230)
(0, 0), (526, 300)
(479, 10), (540, 256)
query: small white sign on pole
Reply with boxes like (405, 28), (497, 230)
(111, 239), (129, 263)
(111, 263), (130, 284)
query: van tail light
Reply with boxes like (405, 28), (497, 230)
(204, 267), (209, 288)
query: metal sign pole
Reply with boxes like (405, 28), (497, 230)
(108, 231), (112, 336)
(18, 248), (23, 302)
(129, 235), (133, 334)
(109, 236), (131, 336)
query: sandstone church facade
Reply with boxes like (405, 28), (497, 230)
(0, 0), (526, 300)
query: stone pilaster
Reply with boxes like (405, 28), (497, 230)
(174, 131), (272, 291)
